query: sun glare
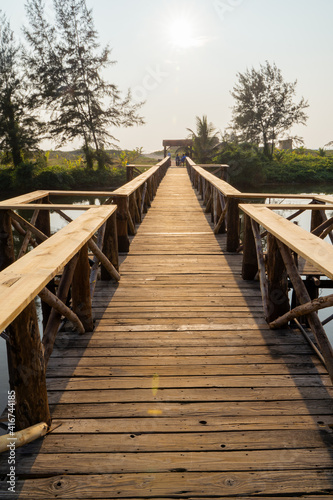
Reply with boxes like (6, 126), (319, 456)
(168, 18), (196, 49)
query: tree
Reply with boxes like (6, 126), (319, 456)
(230, 61), (308, 158)
(0, 11), (41, 167)
(187, 115), (220, 163)
(24, 0), (144, 168)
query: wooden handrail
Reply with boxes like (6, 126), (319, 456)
(0, 157), (170, 430)
(0, 206), (116, 333)
(0, 190), (49, 206)
(186, 157), (333, 380)
(186, 157), (240, 197)
(186, 157), (240, 251)
(187, 157), (333, 253)
(240, 204), (333, 279)
(0, 205), (118, 430)
(111, 156), (170, 251)
(240, 203), (333, 383)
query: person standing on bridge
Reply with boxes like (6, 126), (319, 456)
(181, 154), (186, 166)
(176, 153), (180, 166)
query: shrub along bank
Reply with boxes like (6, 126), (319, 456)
(0, 163), (127, 194)
(214, 144), (333, 189)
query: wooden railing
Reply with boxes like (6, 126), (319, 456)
(0, 204), (118, 432)
(0, 158), (170, 434)
(186, 157), (243, 251)
(241, 202), (333, 382)
(186, 157), (333, 252)
(187, 157), (333, 383)
(111, 157), (170, 251)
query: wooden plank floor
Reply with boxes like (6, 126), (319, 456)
(1, 166), (333, 498)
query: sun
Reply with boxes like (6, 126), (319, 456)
(168, 18), (196, 49)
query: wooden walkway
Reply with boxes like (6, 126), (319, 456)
(2, 167), (333, 498)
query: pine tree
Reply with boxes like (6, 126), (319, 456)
(24, 0), (144, 168)
(0, 11), (41, 167)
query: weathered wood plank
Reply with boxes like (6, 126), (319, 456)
(3, 166), (332, 499)
(46, 386), (333, 404)
(45, 414), (333, 433)
(46, 374), (332, 390)
(1, 471), (332, 498)
(19, 428), (333, 454)
(48, 400), (333, 418)
(6, 449), (333, 475)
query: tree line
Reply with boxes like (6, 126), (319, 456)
(0, 0), (144, 169)
(188, 61), (309, 165)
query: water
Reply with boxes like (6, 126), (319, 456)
(1, 187), (333, 415)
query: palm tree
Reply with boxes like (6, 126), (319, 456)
(187, 115), (220, 163)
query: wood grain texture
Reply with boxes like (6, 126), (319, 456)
(0, 205), (116, 333)
(1, 166), (332, 498)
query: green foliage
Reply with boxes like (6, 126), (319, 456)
(24, 0), (144, 168)
(214, 141), (265, 187)
(0, 166), (14, 190)
(231, 61), (308, 159)
(263, 150), (333, 184)
(12, 161), (35, 189)
(119, 147), (143, 167)
(187, 115), (220, 163)
(34, 165), (74, 189)
(0, 11), (42, 167)
(0, 157), (127, 194)
(213, 138), (333, 188)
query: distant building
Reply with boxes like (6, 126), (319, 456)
(278, 139), (293, 150)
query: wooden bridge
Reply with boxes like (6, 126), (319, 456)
(1, 156), (333, 498)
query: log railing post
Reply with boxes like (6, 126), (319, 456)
(42, 254), (79, 365)
(227, 197), (240, 252)
(251, 219), (270, 320)
(35, 197), (51, 242)
(242, 214), (258, 280)
(311, 201), (324, 232)
(276, 240), (333, 383)
(35, 197), (55, 329)
(214, 191), (222, 233)
(212, 188), (217, 225)
(1, 210), (51, 430)
(266, 234), (290, 323)
(126, 166), (134, 183)
(6, 301), (51, 430)
(205, 185), (212, 215)
(72, 243), (94, 332)
(0, 210), (14, 271)
(101, 211), (119, 278)
(114, 195), (130, 252)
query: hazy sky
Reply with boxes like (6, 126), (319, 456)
(1, 0), (333, 152)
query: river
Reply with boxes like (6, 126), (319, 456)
(1, 186), (333, 415)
